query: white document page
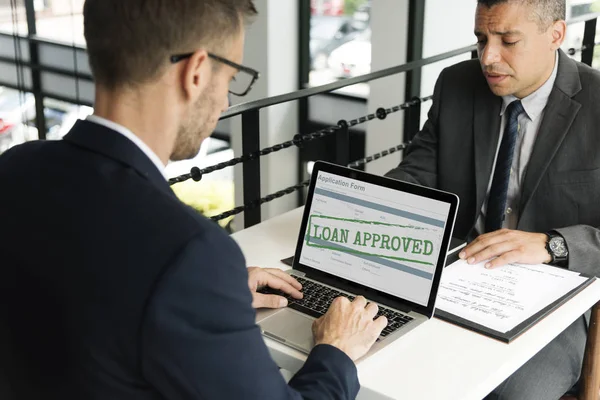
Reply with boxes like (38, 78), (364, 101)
(436, 260), (589, 333)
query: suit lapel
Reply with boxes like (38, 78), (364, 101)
(473, 81), (502, 222)
(518, 51), (582, 218)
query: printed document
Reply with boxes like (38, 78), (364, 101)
(436, 260), (588, 333)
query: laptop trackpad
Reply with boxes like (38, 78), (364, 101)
(259, 309), (315, 353)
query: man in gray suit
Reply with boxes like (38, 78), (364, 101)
(387, 0), (600, 398)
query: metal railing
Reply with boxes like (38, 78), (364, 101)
(1, 12), (599, 229)
(199, 13), (600, 228)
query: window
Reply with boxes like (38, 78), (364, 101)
(32, 0), (85, 45)
(419, 0), (477, 128)
(308, 0), (371, 97)
(0, 0), (83, 42)
(0, 0), (26, 35)
(570, 2), (594, 18)
(42, 98), (93, 140)
(0, 86), (36, 154)
(563, 1), (600, 67)
(0, 86), (94, 155)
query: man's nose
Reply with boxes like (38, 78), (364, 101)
(480, 43), (501, 66)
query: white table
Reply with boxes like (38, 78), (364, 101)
(232, 207), (600, 400)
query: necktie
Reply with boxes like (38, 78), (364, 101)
(485, 100), (525, 233)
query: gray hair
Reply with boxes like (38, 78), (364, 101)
(477, 0), (566, 31)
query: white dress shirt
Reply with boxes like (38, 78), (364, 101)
(476, 52), (559, 233)
(86, 115), (167, 180)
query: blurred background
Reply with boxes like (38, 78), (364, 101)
(0, 0), (598, 231)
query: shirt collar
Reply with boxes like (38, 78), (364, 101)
(86, 115), (167, 180)
(500, 51), (559, 121)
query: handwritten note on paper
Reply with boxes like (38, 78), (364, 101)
(436, 260), (588, 333)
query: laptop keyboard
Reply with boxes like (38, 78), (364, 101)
(258, 276), (413, 339)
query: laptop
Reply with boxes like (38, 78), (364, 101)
(256, 161), (459, 358)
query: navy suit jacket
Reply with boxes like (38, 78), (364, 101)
(0, 120), (358, 399)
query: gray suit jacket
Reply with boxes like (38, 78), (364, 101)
(387, 50), (600, 277)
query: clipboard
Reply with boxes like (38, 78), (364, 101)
(282, 242), (595, 343)
(434, 273), (596, 343)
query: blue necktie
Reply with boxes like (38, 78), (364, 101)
(485, 100), (525, 233)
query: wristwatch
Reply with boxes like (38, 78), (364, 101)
(545, 231), (569, 266)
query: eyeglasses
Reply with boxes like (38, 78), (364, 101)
(170, 52), (260, 97)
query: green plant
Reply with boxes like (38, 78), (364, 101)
(171, 180), (235, 229)
(343, 0), (368, 16)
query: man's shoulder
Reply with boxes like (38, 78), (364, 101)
(423, 58), (487, 108)
(439, 58), (484, 84)
(431, 58), (486, 100)
(559, 58), (600, 109)
(0, 137), (60, 164)
(167, 201), (237, 252)
(0, 137), (234, 256)
(573, 59), (600, 87)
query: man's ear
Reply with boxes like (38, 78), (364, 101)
(180, 50), (210, 101)
(549, 20), (566, 50)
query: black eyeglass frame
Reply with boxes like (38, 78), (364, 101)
(170, 52), (260, 97)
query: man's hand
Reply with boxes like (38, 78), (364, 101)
(459, 229), (551, 269)
(247, 267), (303, 309)
(312, 296), (387, 361)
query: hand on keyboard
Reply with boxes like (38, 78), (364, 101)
(313, 296), (387, 361)
(248, 267), (303, 309)
(258, 276), (414, 341)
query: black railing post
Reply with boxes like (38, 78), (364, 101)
(24, 0), (46, 140)
(241, 110), (261, 228)
(404, 0), (425, 145)
(335, 120), (350, 166)
(582, 17), (597, 67)
(298, 0), (311, 207)
(404, 97), (422, 143)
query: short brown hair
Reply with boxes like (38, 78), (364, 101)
(83, 0), (257, 89)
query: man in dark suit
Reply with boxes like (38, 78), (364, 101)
(0, 0), (388, 399)
(387, 0), (600, 399)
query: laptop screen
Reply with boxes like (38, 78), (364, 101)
(298, 170), (452, 307)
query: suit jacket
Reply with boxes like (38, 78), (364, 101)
(0, 120), (359, 399)
(387, 50), (600, 277)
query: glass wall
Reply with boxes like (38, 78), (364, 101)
(564, 0), (600, 68)
(419, 0), (477, 127)
(34, 0), (84, 45)
(0, 0), (26, 35)
(0, 0), (83, 41)
(0, 86), (35, 153)
(309, 0), (371, 97)
(0, 0), (235, 229)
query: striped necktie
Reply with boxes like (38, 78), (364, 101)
(485, 100), (525, 233)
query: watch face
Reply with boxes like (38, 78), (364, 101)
(549, 237), (568, 257)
